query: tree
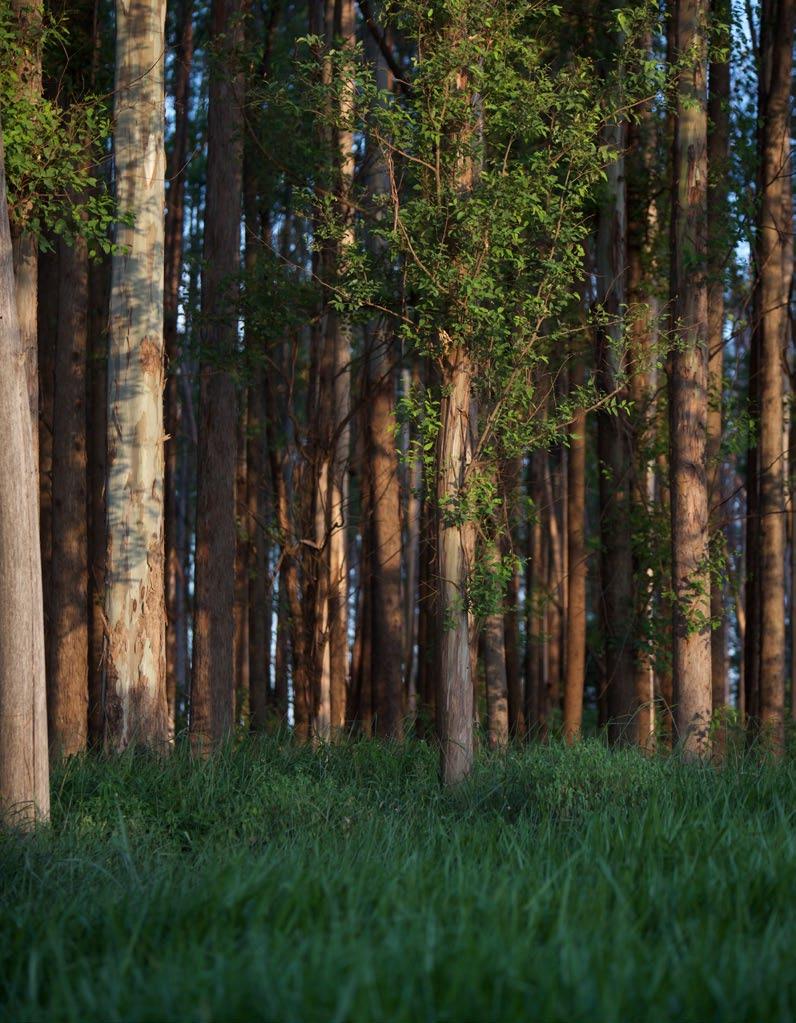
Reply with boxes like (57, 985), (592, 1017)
(669, 0), (712, 756)
(0, 119), (49, 822)
(48, 226), (89, 758)
(706, 0), (730, 715)
(190, 0), (245, 752)
(753, 0), (794, 748)
(104, 0), (169, 750)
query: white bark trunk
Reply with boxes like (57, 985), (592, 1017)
(104, 0), (168, 749)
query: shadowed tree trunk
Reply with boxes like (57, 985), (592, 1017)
(564, 356), (587, 743)
(754, 0), (793, 749)
(595, 121), (635, 744)
(0, 121), (49, 822)
(669, 0), (712, 756)
(190, 0), (244, 752)
(164, 0), (193, 737)
(48, 230), (89, 758)
(707, 0), (730, 719)
(104, 0), (169, 750)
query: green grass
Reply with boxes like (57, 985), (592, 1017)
(2, 738), (796, 1022)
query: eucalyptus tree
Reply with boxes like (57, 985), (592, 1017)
(669, 0), (712, 756)
(105, 0), (169, 749)
(349, 0), (608, 781)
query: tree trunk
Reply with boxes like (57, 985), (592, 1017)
(164, 0), (193, 737)
(564, 358), (587, 742)
(105, 0), (169, 750)
(437, 349), (476, 784)
(669, 0), (712, 756)
(482, 607), (509, 750)
(87, 252), (109, 747)
(0, 121), (49, 822)
(500, 458), (525, 738)
(707, 0), (730, 718)
(368, 322), (404, 738)
(595, 122), (636, 743)
(754, 0), (793, 749)
(190, 0), (244, 752)
(48, 232), (89, 758)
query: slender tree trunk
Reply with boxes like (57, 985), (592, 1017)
(482, 607), (509, 749)
(0, 122), (49, 822)
(501, 458), (525, 738)
(525, 453), (544, 737)
(438, 349), (476, 784)
(596, 123), (636, 743)
(233, 410), (250, 723)
(564, 358), (587, 742)
(707, 0), (730, 718)
(164, 0), (193, 737)
(87, 252), (109, 747)
(404, 434), (422, 718)
(669, 0), (712, 756)
(48, 232), (89, 758)
(368, 322), (404, 738)
(754, 0), (793, 749)
(190, 0), (244, 752)
(37, 248), (57, 659)
(105, 0), (169, 750)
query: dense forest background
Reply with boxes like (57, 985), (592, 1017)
(0, 0), (794, 820)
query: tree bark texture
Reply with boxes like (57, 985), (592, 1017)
(105, 0), (169, 750)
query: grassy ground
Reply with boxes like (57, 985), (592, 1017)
(1, 738), (795, 1022)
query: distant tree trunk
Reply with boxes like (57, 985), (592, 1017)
(595, 122), (635, 743)
(706, 0), (730, 719)
(87, 252), (109, 747)
(0, 122), (49, 822)
(525, 452), (544, 737)
(37, 249), (57, 652)
(669, 0), (712, 756)
(164, 0), (193, 737)
(266, 368), (311, 739)
(190, 0), (244, 752)
(482, 530), (509, 749)
(500, 458), (525, 738)
(564, 357), (587, 743)
(753, 0), (794, 747)
(403, 374), (422, 717)
(48, 231), (89, 758)
(105, 0), (169, 750)
(233, 410), (250, 723)
(416, 473), (437, 737)
(626, 71), (659, 751)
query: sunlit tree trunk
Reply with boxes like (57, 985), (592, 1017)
(0, 122), (49, 822)
(438, 348), (476, 783)
(669, 0), (712, 756)
(105, 0), (169, 750)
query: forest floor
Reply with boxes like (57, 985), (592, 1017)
(1, 737), (795, 1022)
